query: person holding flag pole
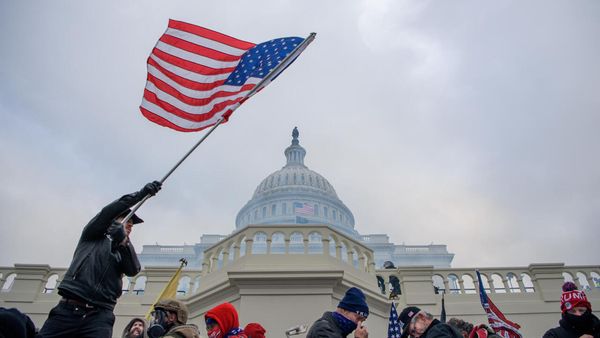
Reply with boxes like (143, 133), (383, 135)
(38, 18), (315, 338)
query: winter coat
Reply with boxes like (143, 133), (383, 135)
(162, 324), (201, 338)
(121, 317), (149, 338)
(543, 313), (600, 338)
(307, 312), (346, 338)
(422, 319), (463, 338)
(58, 192), (144, 310)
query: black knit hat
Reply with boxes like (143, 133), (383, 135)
(0, 308), (36, 338)
(338, 287), (369, 318)
(399, 306), (421, 338)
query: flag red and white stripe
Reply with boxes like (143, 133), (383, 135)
(476, 270), (523, 338)
(140, 20), (311, 132)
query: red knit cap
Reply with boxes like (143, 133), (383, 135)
(244, 323), (266, 338)
(560, 282), (591, 313)
(205, 303), (240, 333)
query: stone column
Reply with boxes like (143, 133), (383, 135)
(397, 266), (436, 305)
(529, 263), (565, 302)
(322, 237), (331, 255)
(3, 264), (51, 302)
(245, 238), (254, 256)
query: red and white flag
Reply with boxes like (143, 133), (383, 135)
(476, 270), (523, 338)
(141, 19), (312, 132)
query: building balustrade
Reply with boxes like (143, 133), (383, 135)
(2, 262), (598, 307)
(200, 224), (377, 276)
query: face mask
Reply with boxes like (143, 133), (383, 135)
(563, 311), (593, 331)
(332, 312), (358, 336)
(208, 327), (222, 338)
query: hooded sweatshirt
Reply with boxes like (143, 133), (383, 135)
(206, 303), (247, 338)
(121, 318), (149, 338)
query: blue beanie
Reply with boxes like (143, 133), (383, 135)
(338, 287), (369, 318)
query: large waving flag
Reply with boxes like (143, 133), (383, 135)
(476, 270), (523, 338)
(141, 19), (314, 132)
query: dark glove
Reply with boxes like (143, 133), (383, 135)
(107, 221), (127, 250)
(141, 181), (162, 197)
(147, 309), (167, 338)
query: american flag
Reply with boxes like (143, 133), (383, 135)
(476, 270), (523, 338)
(141, 19), (313, 132)
(293, 202), (314, 216)
(387, 302), (401, 338)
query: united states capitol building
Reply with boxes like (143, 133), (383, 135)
(1, 128), (599, 337)
(138, 127), (454, 270)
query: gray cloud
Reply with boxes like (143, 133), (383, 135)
(1, 0), (599, 268)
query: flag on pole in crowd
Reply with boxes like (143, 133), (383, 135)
(476, 270), (523, 338)
(387, 302), (402, 338)
(293, 202), (314, 216)
(440, 292), (447, 323)
(141, 19), (315, 132)
(145, 258), (188, 320)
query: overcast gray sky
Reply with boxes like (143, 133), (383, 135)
(1, 1), (599, 269)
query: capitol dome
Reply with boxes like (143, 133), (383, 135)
(235, 127), (357, 236)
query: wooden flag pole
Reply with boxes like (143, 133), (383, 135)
(121, 32), (317, 224)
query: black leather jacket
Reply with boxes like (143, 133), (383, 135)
(58, 191), (145, 310)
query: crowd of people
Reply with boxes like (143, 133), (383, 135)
(1, 183), (599, 337)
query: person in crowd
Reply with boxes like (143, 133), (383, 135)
(543, 281), (600, 338)
(0, 307), (36, 338)
(447, 318), (473, 338)
(467, 324), (501, 338)
(205, 302), (247, 338)
(398, 306), (461, 338)
(147, 299), (200, 338)
(244, 323), (266, 338)
(307, 287), (369, 338)
(38, 181), (162, 338)
(122, 317), (148, 338)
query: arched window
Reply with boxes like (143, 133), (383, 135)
(271, 232), (285, 254)
(376, 276), (386, 295)
(177, 276), (191, 296)
(133, 276), (147, 295)
(447, 274), (460, 294)
(491, 274), (506, 293)
(252, 232), (268, 254)
(289, 232), (304, 254)
(563, 272), (575, 283)
(506, 273), (520, 293)
(308, 232), (323, 254)
(521, 273), (535, 292)
(192, 276), (201, 294)
(462, 274), (476, 294)
(1, 273), (16, 292)
(432, 275), (445, 294)
(577, 272), (591, 290)
(44, 274), (59, 294)
(590, 272), (600, 289)
(389, 276), (401, 296)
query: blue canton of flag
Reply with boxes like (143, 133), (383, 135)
(225, 37), (304, 86)
(388, 302), (402, 338)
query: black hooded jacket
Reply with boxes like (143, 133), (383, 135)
(421, 319), (463, 338)
(57, 191), (145, 310)
(543, 312), (600, 338)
